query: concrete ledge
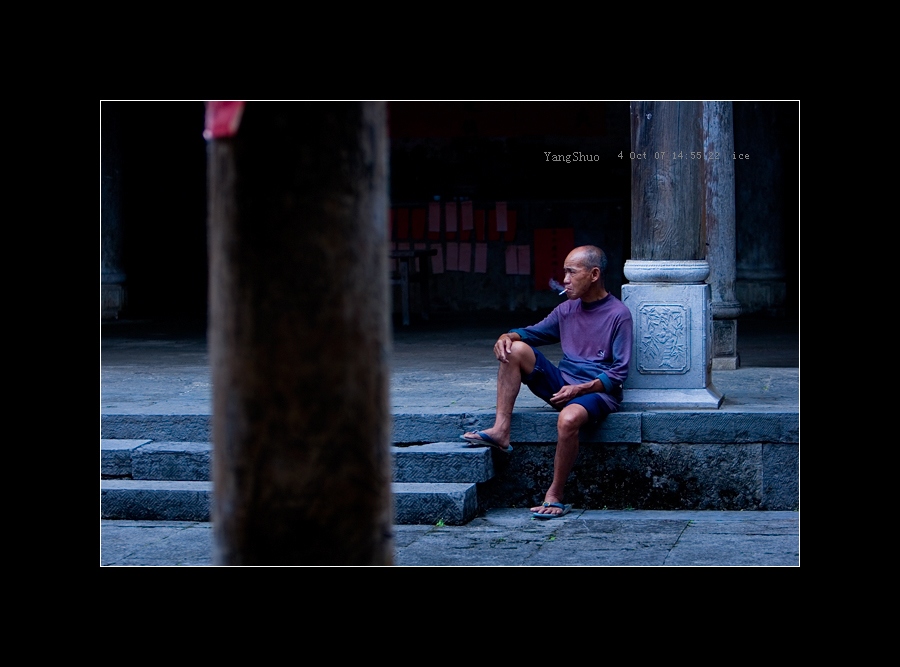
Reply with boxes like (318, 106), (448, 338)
(510, 410), (641, 443)
(390, 411), (641, 444)
(101, 410), (797, 446)
(392, 482), (478, 525)
(101, 480), (212, 521)
(393, 443), (494, 483)
(641, 412), (798, 444)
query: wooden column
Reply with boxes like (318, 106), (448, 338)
(702, 102), (741, 369)
(207, 102), (393, 565)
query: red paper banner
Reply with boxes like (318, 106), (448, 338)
(533, 228), (575, 291)
(461, 201), (474, 230)
(445, 202), (458, 232)
(474, 243), (488, 273)
(505, 246), (518, 274)
(428, 202), (441, 240)
(517, 245), (531, 275)
(446, 242), (459, 271)
(411, 208), (426, 240)
(458, 243), (472, 272)
(475, 209), (486, 241)
(496, 202), (508, 232)
(488, 208), (516, 242)
(395, 208), (410, 240)
(428, 202), (441, 230)
(505, 210), (517, 242)
(488, 210), (500, 241)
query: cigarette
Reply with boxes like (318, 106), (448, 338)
(559, 289), (566, 295)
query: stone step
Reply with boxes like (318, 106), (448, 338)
(392, 482), (479, 525)
(102, 440), (210, 480)
(101, 408), (799, 446)
(101, 440), (496, 483)
(101, 440), (490, 525)
(392, 442), (494, 483)
(100, 480), (479, 525)
(101, 480), (212, 521)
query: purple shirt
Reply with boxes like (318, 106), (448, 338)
(511, 294), (633, 409)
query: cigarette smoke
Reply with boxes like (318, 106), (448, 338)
(549, 278), (566, 295)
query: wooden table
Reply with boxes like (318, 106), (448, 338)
(390, 249), (437, 326)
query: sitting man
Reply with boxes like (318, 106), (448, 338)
(462, 245), (633, 518)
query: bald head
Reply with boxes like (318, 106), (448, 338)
(567, 245), (608, 280)
(563, 245), (609, 302)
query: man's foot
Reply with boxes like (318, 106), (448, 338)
(460, 429), (512, 453)
(530, 499), (571, 517)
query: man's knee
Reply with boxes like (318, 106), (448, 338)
(507, 341), (536, 370)
(557, 404), (589, 435)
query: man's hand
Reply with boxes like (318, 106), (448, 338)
(494, 333), (519, 363)
(549, 380), (602, 406)
(549, 384), (582, 406)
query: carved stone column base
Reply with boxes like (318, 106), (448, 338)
(622, 260), (722, 409)
(622, 387), (723, 410)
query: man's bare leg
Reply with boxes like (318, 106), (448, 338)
(462, 341), (535, 451)
(531, 403), (590, 516)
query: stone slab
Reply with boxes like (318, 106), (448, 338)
(390, 413), (482, 443)
(101, 415), (212, 442)
(392, 442), (494, 483)
(100, 479), (482, 525)
(101, 439), (151, 477)
(392, 482), (478, 526)
(101, 480), (212, 521)
(132, 442), (211, 481)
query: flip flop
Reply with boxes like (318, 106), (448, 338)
(531, 502), (572, 519)
(460, 431), (513, 454)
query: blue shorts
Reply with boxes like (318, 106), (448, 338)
(521, 348), (612, 423)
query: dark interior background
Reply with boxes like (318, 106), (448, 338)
(104, 101), (798, 325)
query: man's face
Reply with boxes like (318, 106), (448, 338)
(562, 251), (596, 299)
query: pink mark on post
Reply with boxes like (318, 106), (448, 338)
(203, 101), (245, 140)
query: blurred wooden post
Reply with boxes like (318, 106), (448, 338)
(207, 102), (393, 565)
